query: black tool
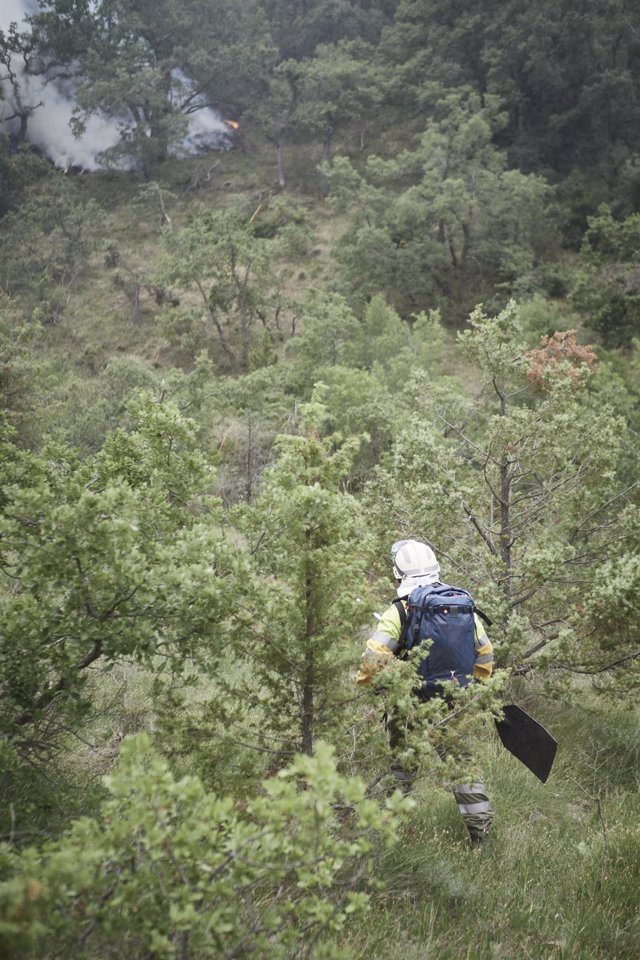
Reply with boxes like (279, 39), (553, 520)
(495, 704), (558, 783)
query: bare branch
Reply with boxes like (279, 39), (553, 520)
(462, 501), (497, 555)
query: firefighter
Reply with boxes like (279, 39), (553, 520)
(356, 539), (494, 845)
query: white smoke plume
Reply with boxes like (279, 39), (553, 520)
(0, 0), (230, 170)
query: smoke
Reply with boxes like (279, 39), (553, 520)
(169, 68), (231, 158)
(0, 0), (230, 170)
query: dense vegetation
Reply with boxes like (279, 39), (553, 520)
(2, 1), (640, 957)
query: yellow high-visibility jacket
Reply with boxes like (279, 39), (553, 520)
(356, 598), (494, 686)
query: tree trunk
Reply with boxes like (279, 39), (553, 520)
(196, 280), (234, 363)
(319, 114), (334, 197)
(500, 452), (513, 602)
(494, 377), (513, 603)
(322, 118), (333, 163)
(301, 540), (316, 755)
(276, 137), (286, 189)
(245, 412), (254, 502)
(234, 259), (252, 371)
(301, 646), (315, 756)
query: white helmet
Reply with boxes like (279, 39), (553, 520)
(391, 539), (440, 581)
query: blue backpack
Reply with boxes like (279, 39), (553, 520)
(394, 583), (489, 690)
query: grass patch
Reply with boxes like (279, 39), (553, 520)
(344, 695), (640, 960)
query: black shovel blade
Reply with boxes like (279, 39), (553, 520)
(495, 704), (558, 783)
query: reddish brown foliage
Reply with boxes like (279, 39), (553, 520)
(526, 330), (598, 392)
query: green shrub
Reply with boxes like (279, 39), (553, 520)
(0, 735), (411, 960)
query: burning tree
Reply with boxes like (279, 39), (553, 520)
(0, 21), (44, 144)
(31, 0), (230, 172)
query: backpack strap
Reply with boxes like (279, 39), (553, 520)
(475, 608), (493, 628)
(392, 597), (411, 652)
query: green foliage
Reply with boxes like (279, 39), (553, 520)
(225, 397), (371, 757)
(54, 355), (159, 453)
(0, 137), (48, 219)
(374, 645), (507, 792)
(194, 0), (279, 113)
(0, 394), (240, 759)
(573, 504), (640, 694)
(0, 294), (51, 439)
(296, 39), (385, 189)
(157, 208), (285, 369)
(367, 301), (638, 681)
(286, 289), (360, 389)
(326, 90), (554, 316)
(0, 177), (104, 321)
(516, 293), (579, 342)
(315, 366), (396, 477)
(251, 194), (314, 259)
(262, 0), (393, 62)
(5, 3), (640, 955)
(287, 296), (462, 474)
(0, 733), (411, 959)
(573, 205), (640, 347)
(189, 362), (294, 504)
(244, 61), (302, 188)
(381, 0), (640, 186)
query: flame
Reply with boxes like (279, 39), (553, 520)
(224, 119), (239, 130)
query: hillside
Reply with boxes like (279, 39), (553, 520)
(2, 2), (640, 958)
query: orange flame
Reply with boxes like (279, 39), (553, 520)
(224, 119), (239, 130)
